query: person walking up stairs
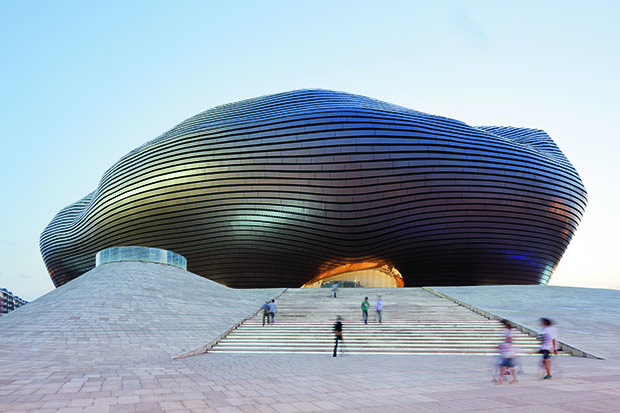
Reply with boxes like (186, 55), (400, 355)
(211, 288), (543, 355)
(361, 297), (370, 325)
(376, 296), (383, 324)
(262, 301), (270, 326)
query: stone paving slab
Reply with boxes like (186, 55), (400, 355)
(4, 353), (620, 412)
(3, 270), (620, 411)
(0, 262), (282, 359)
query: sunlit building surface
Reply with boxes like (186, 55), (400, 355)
(40, 89), (587, 288)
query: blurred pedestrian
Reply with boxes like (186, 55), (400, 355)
(361, 297), (369, 324)
(376, 296), (383, 323)
(268, 299), (277, 324)
(497, 320), (518, 384)
(539, 317), (557, 379)
(262, 301), (270, 326)
(332, 315), (343, 357)
(502, 319), (513, 342)
(331, 282), (338, 298)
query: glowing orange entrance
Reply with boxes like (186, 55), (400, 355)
(301, 262), (404, 288)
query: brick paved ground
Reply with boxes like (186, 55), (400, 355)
(2, 264), (620, 412)
(2, 352), (620, 412)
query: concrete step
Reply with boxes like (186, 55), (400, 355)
(216, 338), (539, 344)
(211, 348), (542, 355)
(211, 342), (532, 349)
(211, 287), (542, 355)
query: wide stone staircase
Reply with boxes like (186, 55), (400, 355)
(210, 288), (541, 355)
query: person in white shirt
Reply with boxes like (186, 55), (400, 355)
(331, 282), (338, 298)
(268, 299), (277, 324)
(375, 296), (383, 324)
(503, 320), (513, 342)
(539, 317), (557, 379)
(497, 320), (518, 384)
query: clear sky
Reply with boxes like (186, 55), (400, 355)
(1, 1), (618, 301)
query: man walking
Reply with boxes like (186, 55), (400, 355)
(376, 295), (383, 324)
(332, 315), (343, 357)
(268, 299), (277, 324)
(331, 282), (338, 298)
(262, 301), (270, 326)
(361, 297), (370, 325)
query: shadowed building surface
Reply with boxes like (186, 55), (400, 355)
(40, 89), (587, 288)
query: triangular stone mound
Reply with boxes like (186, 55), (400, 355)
(0, 262), (282, 365)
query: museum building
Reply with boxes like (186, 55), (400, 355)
(40, 89), (587, 288)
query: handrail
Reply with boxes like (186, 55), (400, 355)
(173, 288), (288, 360)
(422, 287), (603, 360)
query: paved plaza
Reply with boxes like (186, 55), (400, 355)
(3, 352), (620, 412)
(2, 263), (620, 412)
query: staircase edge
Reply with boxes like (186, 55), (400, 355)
(173, 288), (288, 360)
(422, 287), (603, 360)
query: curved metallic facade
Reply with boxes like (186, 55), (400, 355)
(40, 89), (587, 288)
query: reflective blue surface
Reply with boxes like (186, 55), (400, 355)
(40, 89), (587, 288)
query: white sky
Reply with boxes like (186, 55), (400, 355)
(1, 1), (618, 300)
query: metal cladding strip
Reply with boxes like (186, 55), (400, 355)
(422, 287), (602, 359)
(40, 89), (588, 288)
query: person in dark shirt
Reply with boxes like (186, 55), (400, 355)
(332, 315), (343, 357)
(262, 301), (270, 326)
